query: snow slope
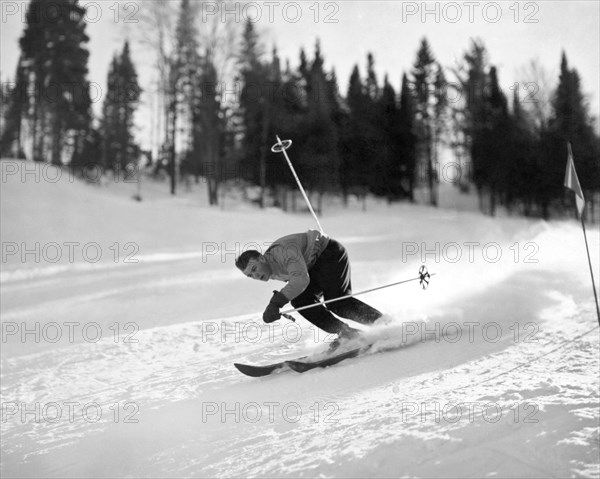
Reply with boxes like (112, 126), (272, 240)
(1, 159), (599, 478)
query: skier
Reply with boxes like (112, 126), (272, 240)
(235, 230), (382, 347)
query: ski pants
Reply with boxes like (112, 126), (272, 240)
(290, 239), (382, 334)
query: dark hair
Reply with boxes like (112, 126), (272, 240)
(235, 250), (261, 271)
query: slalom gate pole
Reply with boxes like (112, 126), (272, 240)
(271, 136), (325, 234)
(580, 217), (600, 325)
(280, 266), (434, 319)
(565, 142), (600, 325)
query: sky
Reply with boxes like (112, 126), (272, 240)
(1, 0), (599, 151)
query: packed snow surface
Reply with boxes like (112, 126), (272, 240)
(1, 160), (599, 478)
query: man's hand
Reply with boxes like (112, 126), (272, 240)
(262, 303), (280, 323)
(263, 291), (289, 323)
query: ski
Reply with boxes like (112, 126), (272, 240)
(234, 343), (374, 377)
(286, 344), (372, 373)
(233, 355), (309, 377)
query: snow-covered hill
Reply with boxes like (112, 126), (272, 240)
(1, 159), (599, 478)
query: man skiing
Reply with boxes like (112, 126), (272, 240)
(235, 230), (382, 346)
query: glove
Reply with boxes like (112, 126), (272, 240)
(263, 291), (289, 323)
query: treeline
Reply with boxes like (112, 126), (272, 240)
(238, 31), (432, 210)
(453, 40), (600, 219)
(1, 0), (93, 166)
(0, 0), (141, 176)
(238, 31), (600, 218)
(1, 0), (599, 220)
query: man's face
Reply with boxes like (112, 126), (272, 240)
(242, 256), (271, 282)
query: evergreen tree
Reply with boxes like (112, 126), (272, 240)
(375, 74), (399, 200)
(411, 38), (438, 205)
(298, 48), (310, 94)
(238, 22), (296, 207)
(71, 126), (103, 176)
(298, 39), (340, 213)
(365, 53), (379, 102)
(326, 66), (346, 201)
(361, 52), (386, 197)
(100, 41), (141, 173)
(192, 52), (223, 205)
(398, 73), (418, 201)
(175, 0), (202, 180)
(19, 0), (50, 161)
(341, 64), (370, 207)
(505, 88), (537, 215)
(543, 52), (600, 218)
(263, 46), (293, 205)
(101, 56), (120, 169)
(118, 41), (141, 161)
(238, 20), (266, 188)
(363, 53), (396, 199)
(454, 39), (490, 208)
(432, 63), (448, 200)
(19, 0), (92, 164)
(0, 55), (28, 158)
(164, 0), (201, 194)
(276, 57), (306, 208)
(480, 66), (510, 216)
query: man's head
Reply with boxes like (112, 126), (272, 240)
(235, 250), (272, 281)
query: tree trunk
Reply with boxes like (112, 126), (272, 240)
(259, 143), (266, 208)
(205, 124), (220, 206)
(34, 102), (45, 162)
(51, 118), (62, 165)
(208, 177), (218, 205)
(259, 103), (269, 208)
(31, 99), (39, 161)
(15, 102), (22, 157)
(477, 185), (484, 213)
(542, 201), (549, 220)
(317, 191), (323, 216)
(489, 189), (496, 217)
(427, 136), (437, 207)
(168, 94), (177, 195)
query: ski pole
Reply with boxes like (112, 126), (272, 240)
(280, 266), (434, 319)
(271, 136), (325, 234)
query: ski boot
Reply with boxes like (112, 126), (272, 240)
(328, 325), (361, 352)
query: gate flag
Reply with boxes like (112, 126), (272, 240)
(564, 142), (585, 216)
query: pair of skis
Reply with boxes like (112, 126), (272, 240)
(234, 344), (371, 377)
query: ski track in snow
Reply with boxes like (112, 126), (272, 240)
(1, 168), (599, 478)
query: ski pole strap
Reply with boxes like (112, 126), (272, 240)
(281, 266), (435, 316)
